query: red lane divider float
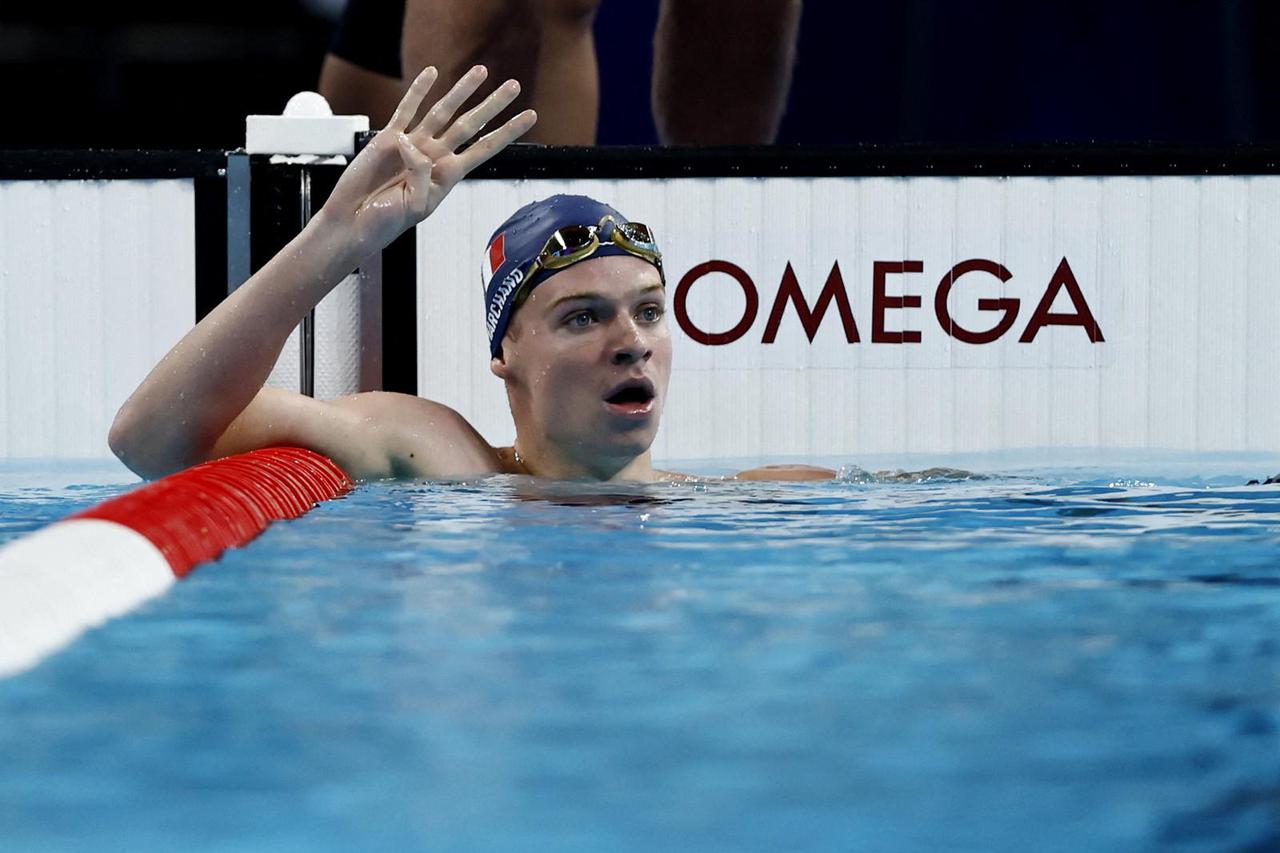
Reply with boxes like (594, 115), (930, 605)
(0, 447), (352, 677)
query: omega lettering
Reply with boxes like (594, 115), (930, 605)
(673, 257), (1104, 346)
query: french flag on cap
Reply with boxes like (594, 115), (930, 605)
(488, 233), (506, 277)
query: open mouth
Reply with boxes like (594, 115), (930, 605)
(604, 378), (656, 415)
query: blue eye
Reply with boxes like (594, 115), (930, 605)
(568, 311), (594, 328)
(639, 305), (663, 323)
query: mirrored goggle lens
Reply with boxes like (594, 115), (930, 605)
(617, 222), (655, 243)
(544, 225), (595, 258)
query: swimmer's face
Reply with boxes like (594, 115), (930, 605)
(492, 255), (671, 465)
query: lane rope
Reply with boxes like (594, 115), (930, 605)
(0, 447), (352, 677)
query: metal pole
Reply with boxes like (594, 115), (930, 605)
(225, 152), (251, 294)
(299, 168), (315, 398)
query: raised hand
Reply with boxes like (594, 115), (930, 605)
(321, 65), (537, 258)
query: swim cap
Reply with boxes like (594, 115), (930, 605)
(481, 194), (661, 358)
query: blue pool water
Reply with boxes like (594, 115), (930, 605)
(1, 453), (1279, 852)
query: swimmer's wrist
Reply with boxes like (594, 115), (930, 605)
(300, 209), (368, 278)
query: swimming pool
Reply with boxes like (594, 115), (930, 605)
(2, 453), (1279, 851)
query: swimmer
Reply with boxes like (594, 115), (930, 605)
(108, 67), (833, 484)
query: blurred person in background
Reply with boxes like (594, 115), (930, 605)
(2, 2), (1275, 150)
(318, 1), (1280, 148)
(318, 0), (804, 145)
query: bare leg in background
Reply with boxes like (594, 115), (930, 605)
(318, 54), (405, 128)
(651, 0), (803, 144)
(402, 0), (600, 145)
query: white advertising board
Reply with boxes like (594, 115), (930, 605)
(418, 175), (1280, 462)
(0, 180), (194, 459)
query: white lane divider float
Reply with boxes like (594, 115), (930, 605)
(0, 448), (352, 677)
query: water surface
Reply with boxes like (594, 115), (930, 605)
(1, 454), (1278, 852)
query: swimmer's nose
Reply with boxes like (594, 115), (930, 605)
(610, 318), (651, 366)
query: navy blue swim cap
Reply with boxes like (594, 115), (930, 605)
(481, 194), (661, 358)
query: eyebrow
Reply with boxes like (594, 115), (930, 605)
(545, 284), (664, 313)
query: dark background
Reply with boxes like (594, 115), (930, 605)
(0, 2), (333, 148)
(4, 1), (1280, 150)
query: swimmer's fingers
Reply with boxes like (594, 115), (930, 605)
(387, 66), (439, 132)
(414, 65), (488, 138)
(440, 79), (522, 152)
(453, 110), (538, 176)
(395, 133), (434, 218)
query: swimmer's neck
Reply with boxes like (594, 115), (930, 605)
(506, 438), (660, 482)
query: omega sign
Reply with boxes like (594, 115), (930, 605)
(673, 257), (1104, 345)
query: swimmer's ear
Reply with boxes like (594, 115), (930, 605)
(491, 322), (517, 378)
(490, 353), (511, 380)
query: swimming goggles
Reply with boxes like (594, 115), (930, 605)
(525, 215), (664, 288)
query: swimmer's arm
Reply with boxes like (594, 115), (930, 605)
(656, 465), (837, 482)
(109, 219), (370, 479)
(652, 0), (802, 144)
(109, 67), (535, 480)
(205, 389), (497, 481)
(732, 464), (836, 482)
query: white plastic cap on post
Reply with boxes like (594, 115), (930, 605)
(245, 92), (370, 156)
